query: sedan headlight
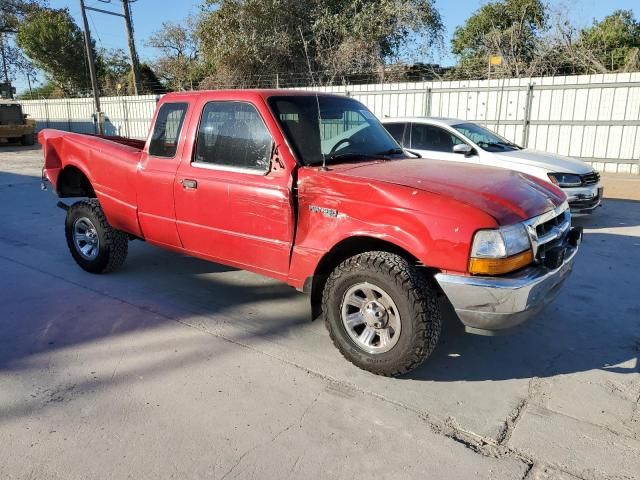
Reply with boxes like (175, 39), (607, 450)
(469, 224), (533, 275)
(548, 173), (582, 187)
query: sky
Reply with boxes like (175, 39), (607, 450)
(10, 0), (640, 94)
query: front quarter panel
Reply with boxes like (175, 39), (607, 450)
(288, 167), (498, 286)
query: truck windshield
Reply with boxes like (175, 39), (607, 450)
(268, 95), (402, 166)
(0, 104), (23, 125)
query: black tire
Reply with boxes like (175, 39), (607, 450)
(322, 251), (441, 376)
(64, 199), (128, 273)
(21, 133), (35, 146)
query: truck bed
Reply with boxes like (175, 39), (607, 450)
(39, 129), (145, 237)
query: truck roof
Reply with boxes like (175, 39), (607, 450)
(161, 89), (348, 102)
(0, 100), (22, 106)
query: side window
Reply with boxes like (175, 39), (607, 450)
(149, 102), (188, 157)
(384, 123), (406, 145)
(410, 124), (463, 153)
(194, 102), (272, 171)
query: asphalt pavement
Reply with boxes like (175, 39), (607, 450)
(1, 145), (639, 480)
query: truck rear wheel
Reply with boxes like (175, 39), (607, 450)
(21, 133), (35, 146)
(322, 251), (441, 376)
(64, 199), (128, 273)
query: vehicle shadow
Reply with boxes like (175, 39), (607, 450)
(406, 223), (640, 381)
(0, 143), (41, 153)
(571, 199), (640, 230)
(0, 171), (638, 396)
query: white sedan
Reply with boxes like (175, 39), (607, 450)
(382, 117), (603, 214)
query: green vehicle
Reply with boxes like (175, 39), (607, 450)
(0, 100), (36, 146)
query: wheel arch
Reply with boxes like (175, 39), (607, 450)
(57, 165), (96, 198)
(305, 235), (437, 320)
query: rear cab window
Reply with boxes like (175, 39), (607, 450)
(148, 102), (188, 157)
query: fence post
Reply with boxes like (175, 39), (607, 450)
(44, 101), (50, 129)
(123, 96), (130, 138)
(66, 100), (72, 132)
(423, 86), (432, 116)
(522, 83), (534, 147)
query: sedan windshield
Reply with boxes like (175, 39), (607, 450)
(268, 95), (403, 166)
(452, 123), (521, 151)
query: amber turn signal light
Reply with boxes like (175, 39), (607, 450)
(469, 250), (533, 275)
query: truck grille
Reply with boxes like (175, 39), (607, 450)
(525, 203), (571, 263)
(581, 171), (600, 186)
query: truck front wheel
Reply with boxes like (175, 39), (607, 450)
(64, 199), (128, 273)
(322, 251), (442, 376)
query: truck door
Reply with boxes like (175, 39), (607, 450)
(173, 100), (294, 279)
(136, 101), (190, 248)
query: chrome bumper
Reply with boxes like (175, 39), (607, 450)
(565, 184), (603, 214)
(434, 245), (578, 335)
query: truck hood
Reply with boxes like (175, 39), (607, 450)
(333, 159), (566, 224)
(493, 149), (592, 174)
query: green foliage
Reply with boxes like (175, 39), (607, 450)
(197, 0), (443, 87)
(579, 10), (640, 71)
(138, 64), (166, 94)
(17, 80), (64, 99)
(450, 0), (547, 77)
(0, 0), (47, 33)
(16, 8), (92, 94)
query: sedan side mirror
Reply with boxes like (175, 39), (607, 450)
(453, 144), (474, 156)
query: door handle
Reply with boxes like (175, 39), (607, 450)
(181, 179), (198, 190)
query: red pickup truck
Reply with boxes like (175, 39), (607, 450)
(40, 90), (582, 376)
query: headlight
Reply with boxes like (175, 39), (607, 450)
(469, 224), (533, 275)
(548, 173), (582, 187)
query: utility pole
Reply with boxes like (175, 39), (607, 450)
(79, 0), (104, 134)
(82, 1), (142, 96)
(26, 72), (33, 98)
(121, 0), (141, 95)
(0, 33), (13, 99)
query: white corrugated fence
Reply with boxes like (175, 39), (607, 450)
(20, 72), (640, 174)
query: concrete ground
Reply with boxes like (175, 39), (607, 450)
(0, 144), (639, 480)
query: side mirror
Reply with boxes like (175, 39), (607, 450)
(453, 144), (474, 156)
(23, 114), (29, 119)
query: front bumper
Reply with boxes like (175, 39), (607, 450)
(434, 243), (578, 335)
(564, 184), (603, 214)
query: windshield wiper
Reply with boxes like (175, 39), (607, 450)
(309, 152), (388, 166)
(496, 141), (522, 150)
(374, 148), (404, 156)
(482, 141), (508, 149)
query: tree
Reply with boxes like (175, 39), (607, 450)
(579, 10), (640, 72)
(0, 0), (47, 33)
(0, 0), (46, 89)
(450, 0), (547, 78)
(312, 0), (443, 83)
(16, 8), (93, 95)
(196, 0), (443, 88)
(147, 18), (201, 90)
(99, 48), (131, 95)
